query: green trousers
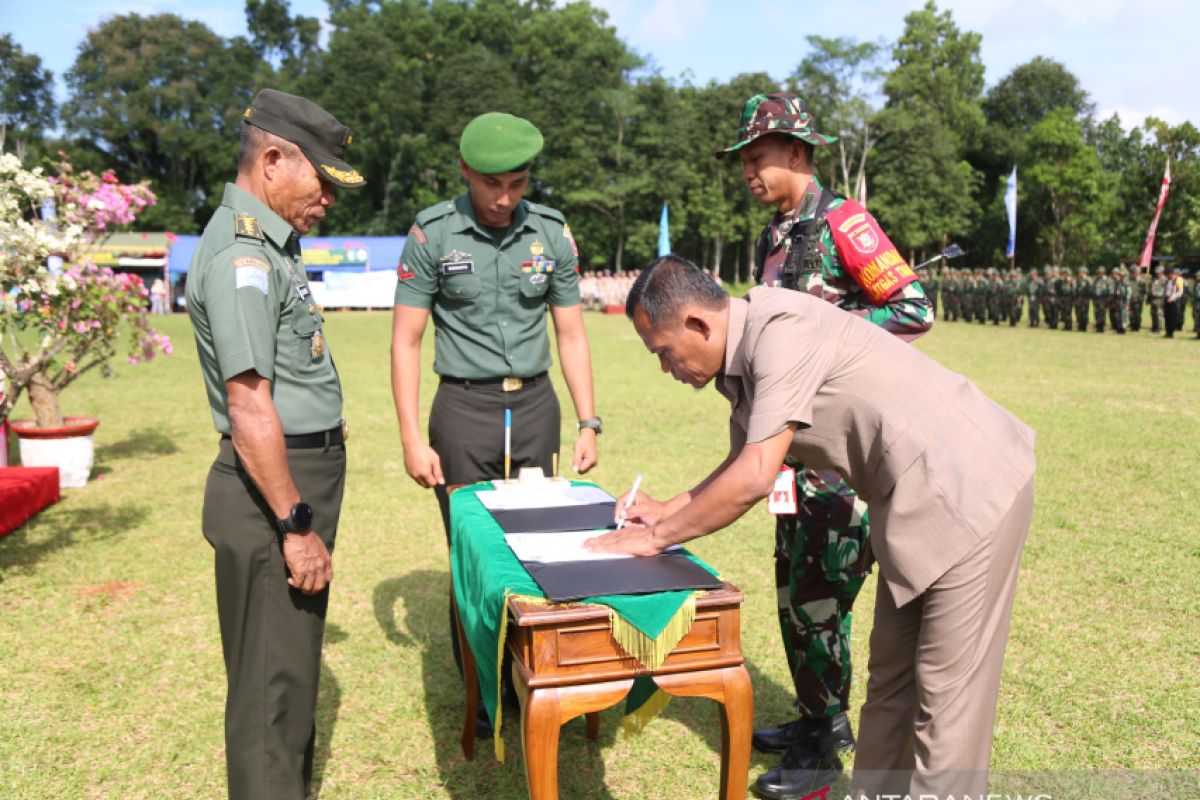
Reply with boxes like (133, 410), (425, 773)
(203, 437), (346, 800)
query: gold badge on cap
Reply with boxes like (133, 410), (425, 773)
(321, 164), (364, 185)
(530, 240), (544, 257)
(311, 330), (325, 359)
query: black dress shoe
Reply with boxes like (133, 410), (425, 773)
(752, 725), (843, 800)
(475, 705), (494, 739)
(751, 712), (855, 754)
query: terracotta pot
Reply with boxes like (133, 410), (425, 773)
(10, 417), (101, 488)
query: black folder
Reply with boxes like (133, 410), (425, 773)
(521, 551), (722, 602)
(488, 501), (617, 534)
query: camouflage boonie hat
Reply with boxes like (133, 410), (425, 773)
(715, 93), (838, 159)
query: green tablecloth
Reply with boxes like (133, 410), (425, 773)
(449, 482), (719, 761)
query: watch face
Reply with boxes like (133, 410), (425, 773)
(293, 502), (314, 531)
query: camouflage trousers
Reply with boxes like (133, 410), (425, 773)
(775, 467), (872, 719)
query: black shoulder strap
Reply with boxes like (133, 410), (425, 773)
(780, 187), (842, 291)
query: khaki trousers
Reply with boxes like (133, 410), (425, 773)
(852, 477), (1034, 799)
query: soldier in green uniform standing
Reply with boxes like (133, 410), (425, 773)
(1149, 265), (1167, 333)
(1007, 270), (1022, 325)
(1027, 268), (1043, 327)
(1128, 263), (1146, 332)
(1074, 267), (1092, 332)
(1111, 265), (1132, 334)
(187, 89), (364, 800)
(1042, 266), (1057, 328)
(390, 113), (599, 716)
(716, 93), (932, 798)
(1060, 268), (1076, 330)
(961, 269), (975, 323)
(1093, 267), (1112, 333)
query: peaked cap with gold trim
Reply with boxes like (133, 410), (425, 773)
(243, 88), (366, 189)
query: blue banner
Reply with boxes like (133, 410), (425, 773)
(1004, 166), (1018, 260)
(657, 202), (671, 257)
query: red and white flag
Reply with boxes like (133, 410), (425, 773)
(1138, 158), (1171, 269)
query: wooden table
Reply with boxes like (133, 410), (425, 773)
(455, 582), (752, 800)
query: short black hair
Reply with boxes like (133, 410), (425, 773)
(238, 123), (298, 173)
(626, 254), (728, 326)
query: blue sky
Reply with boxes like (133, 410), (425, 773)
(4, 0), (1197, 131)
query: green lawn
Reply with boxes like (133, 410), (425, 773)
(1, 308), (1197, 799)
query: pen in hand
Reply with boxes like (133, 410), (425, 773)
(615, 472), (643, 530)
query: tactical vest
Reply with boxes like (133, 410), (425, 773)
(754, 187), (843, 291)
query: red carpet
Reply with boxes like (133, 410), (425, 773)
(0, 467), (61, 540)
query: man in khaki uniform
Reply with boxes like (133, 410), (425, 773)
(187, 88), (364, 800)
(588, 256), (1036, 799)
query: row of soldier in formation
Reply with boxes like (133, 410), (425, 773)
(931, 264), (1200, 337)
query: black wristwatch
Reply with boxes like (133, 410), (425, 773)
(577, 416), (603, 435)
(275, 501), (314, 536)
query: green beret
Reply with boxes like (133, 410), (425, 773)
(460, 112), (543, 174)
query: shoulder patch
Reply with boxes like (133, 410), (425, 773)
(234, 255), (270, 294)
(825, 200), (915, 305)
(235, 214), (264, 240)
(562, 223), (578, 258)
(408, 224), (427, 246)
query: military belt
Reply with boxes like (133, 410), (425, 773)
(440, 372), (547, 392)
(222, 425), (345, 449)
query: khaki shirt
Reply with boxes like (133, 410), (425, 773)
(718, 287), (1036, 606)
(187, 183), (343, 435)
(394, 194), (580, 379)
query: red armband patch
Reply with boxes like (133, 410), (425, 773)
(825, 200), (916, 304)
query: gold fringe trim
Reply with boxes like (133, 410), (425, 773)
(493, 592), (548, 762)
(606, 592), (697, 671)
(621, 688), (672, 737)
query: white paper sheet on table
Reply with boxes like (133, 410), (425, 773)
(504, 530), (681, 563)
(476, 484), (615, 511)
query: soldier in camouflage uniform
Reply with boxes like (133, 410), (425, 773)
(1027, 268), (1043, 327)
(961, 269), (975, 322)
(718, 92), (933, 798)
(1129, 265), (1146, 332)
(1111, 266), (1131, 334)
(975, 268), (989, 324)
(1093, 266), (1112, 333)
(1074, 267), (1092, 332)
(1042, 266), (1058, 328)
(1059, 268), (1076, 330)
(944, 268), (960, 321)
(1007, 270), (1022, 325)
(991, 268), (1006, 324)
(1149, 265), (1167, 332)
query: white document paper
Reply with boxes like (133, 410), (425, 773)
(477, 484), (615, 511)
(504, 530), (633, 562)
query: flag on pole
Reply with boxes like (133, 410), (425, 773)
(1004, 166), (1018, 260)
(657, 202), (671, 256)
(1138, 158), (1171, 269)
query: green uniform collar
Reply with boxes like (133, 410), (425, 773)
(221, 183), (298, 250)
(449, 193), (534, 243)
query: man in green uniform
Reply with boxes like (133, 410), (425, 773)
(1074, 267), (1092, 332)
(1128, 263), (1145, 331)
(1111, 265), (1131, 334)
(1093, 267), (1112, 333)
(187, 89), (364, 800)
(1059, 267), (1076, 330)
(1007, 270), (1022, 325)
(390, 112), (599, 719)
(945, 268), (960, 321)
(716, 93), (932, 799)
(1027, 268), (1043, 327)
(1149, 264), (1167, 332)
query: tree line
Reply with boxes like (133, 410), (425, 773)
(2, 0), (1197, 280)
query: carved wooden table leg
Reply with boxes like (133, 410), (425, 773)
(653, 665), (753, 800)
(453, 594), (479, 760)
(514, 672), (634, 800)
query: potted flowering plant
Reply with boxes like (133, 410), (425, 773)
(0, 152), (171, 487)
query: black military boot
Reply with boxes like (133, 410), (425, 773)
(752, 712), (855, 754)
(752, 717), (843, 800)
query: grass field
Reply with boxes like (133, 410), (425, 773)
(1, 306), (1198, 799)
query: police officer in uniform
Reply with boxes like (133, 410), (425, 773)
(390, 112), (599, 714)
(1149, 264), (1167, 332)
(187, 89), (364, 800)
(716, 93), (932, 799)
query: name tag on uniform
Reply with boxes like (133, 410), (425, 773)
(440, 250), (474, 275)
(767, 465), (798, 515)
